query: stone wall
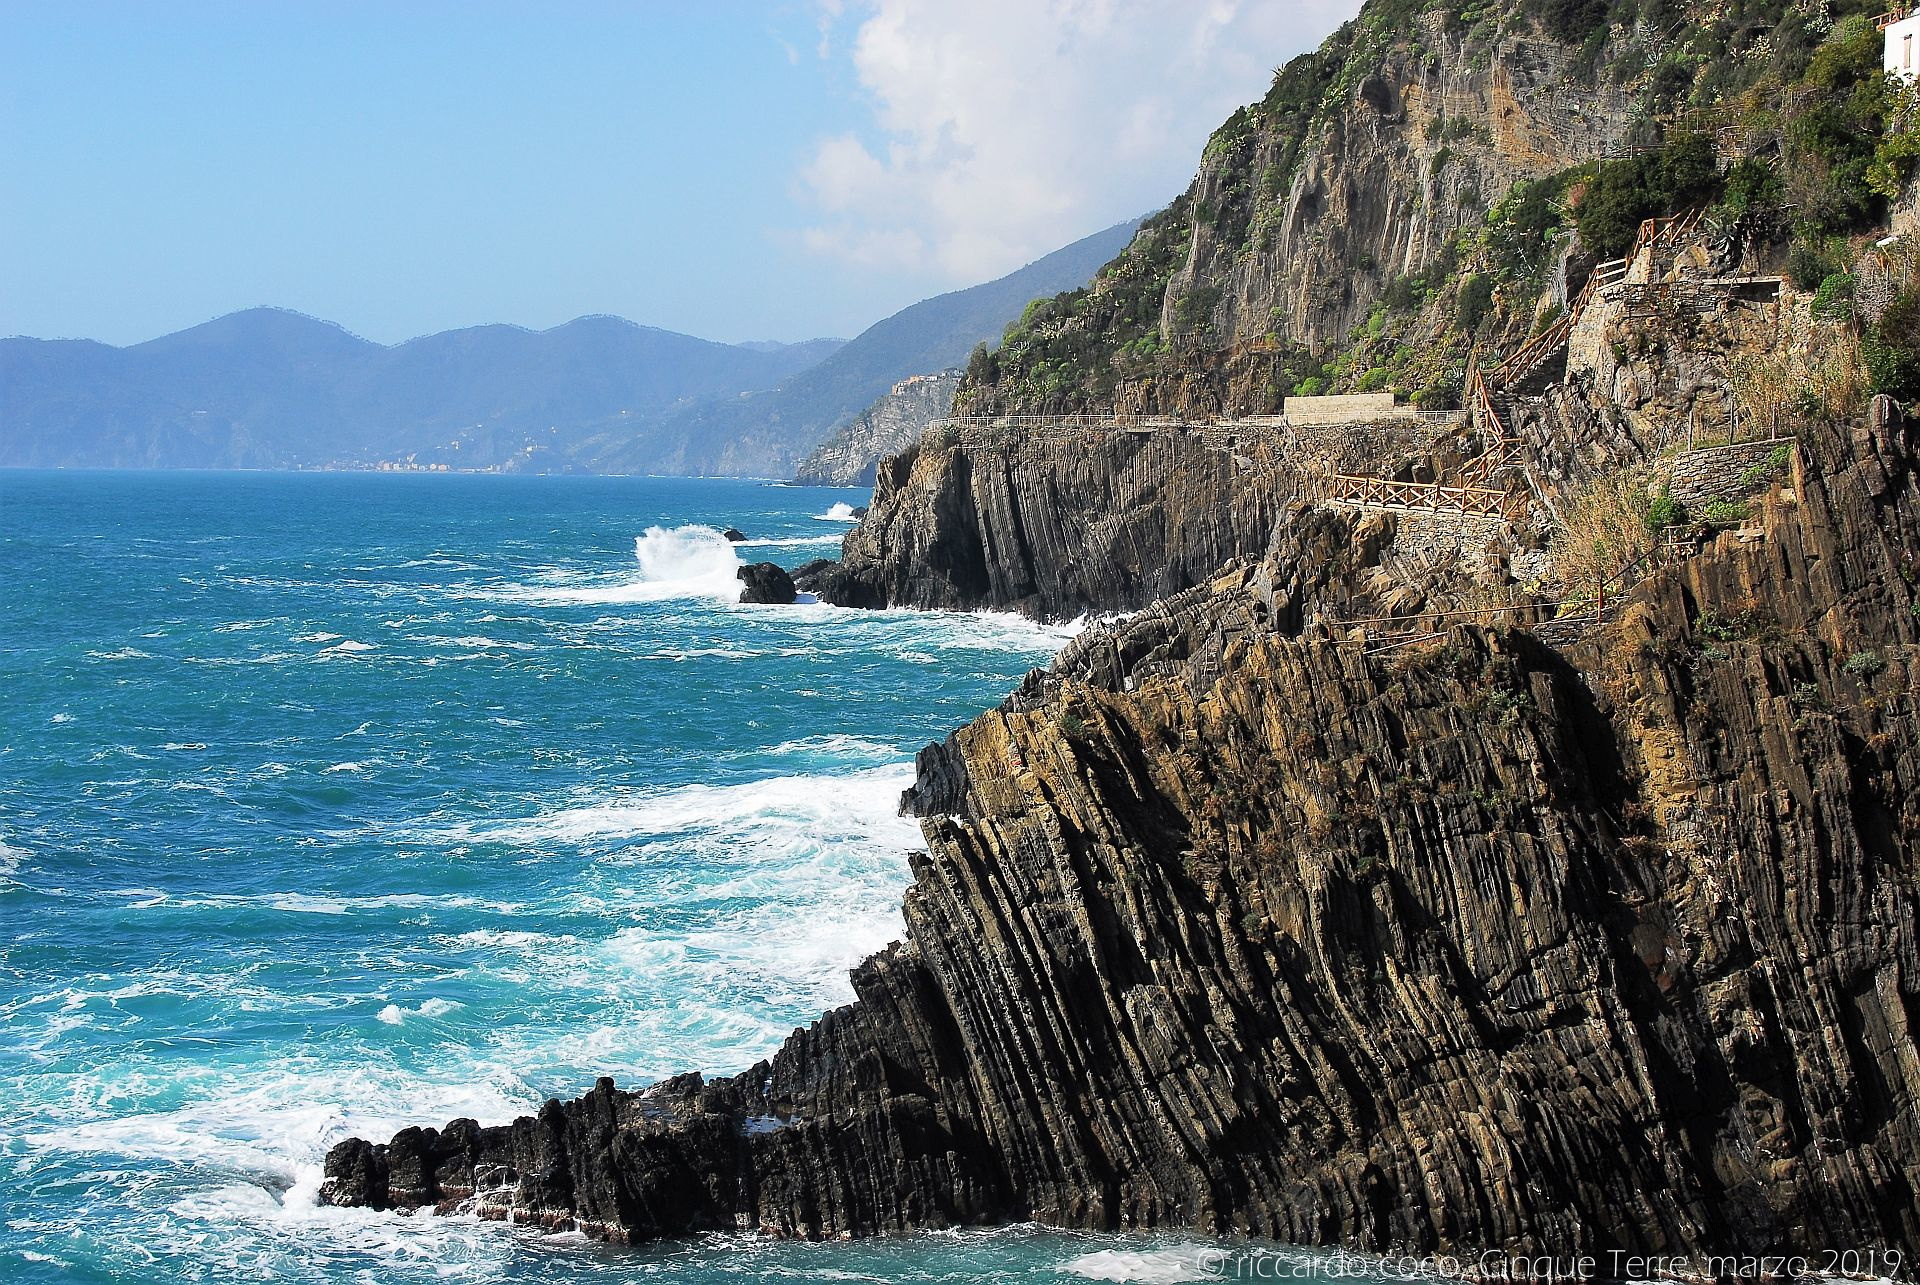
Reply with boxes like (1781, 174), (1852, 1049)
(1283, 392), (1403, 425)
(1654, 437), (1793, 507)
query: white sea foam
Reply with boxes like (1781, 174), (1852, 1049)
(126, 890), (514, 916)
(0, 838), (26, 876)
(433, 765), (922, 1034)
(762, 733), (901, 762)
(477, 525), (746, 606)
(88, 647), (151, 661)
(320, 639), (378, 654)
(1063, 1245), (1214, 1283)
(49, 711), (74, 724)
(375, 997), (462, 1025)
(815, 502), (860, 522)
(735, 533), (845, 548)
(464, 763), (913, 849)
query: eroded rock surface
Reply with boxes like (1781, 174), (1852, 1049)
(325, 412), (1920, 1263)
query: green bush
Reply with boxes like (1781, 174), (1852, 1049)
(1699, 499), (1752, 528)
(1863, 292), (1920, 401)
(1787, 239), (1843, 292)
(1457, 274), (1495, 331)
(1524, 0), (1609, 41)
(1811, 272), (1855, 321)
(1844, 650), (1886, 678)
(1645, 487), (1686, 533)
(1575, 133), (1720, 259)
(1784, 16), (1890, 235)
(1740, 444), (1794, 488)
(1294, 375), (1329, 397)
(1716, 156), (1785, 239)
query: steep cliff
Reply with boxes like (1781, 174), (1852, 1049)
(799, 426), (1297, 619)
(324, 400), (1920, 1264)
(957, 0), (1907, 421)
(792, 371), (961, 487)
(317, 0), (1920, 1263)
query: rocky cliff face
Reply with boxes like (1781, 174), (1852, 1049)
(799, 426), (1299, 619)
(323, 400), (1920, 1264)
(953, 0), (1645, 420)
(793, 372), (961, 487)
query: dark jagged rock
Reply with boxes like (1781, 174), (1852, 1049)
(325, 410), (1920, 1264)
(789, 558), (836, 590)
(736, 562), (796, 606)
(806, 430), (1298, 619)
(721, 527), (747, 542)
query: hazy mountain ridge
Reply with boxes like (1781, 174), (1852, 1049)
(575, 218), (1143, 477)
(0, 309), (844, 471)
(2, 219), (1137, 476)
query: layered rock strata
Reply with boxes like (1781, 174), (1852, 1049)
(796, 420), (1441, 619)
(324, 409), (1920, 1265)
(793, 372), (962, 488)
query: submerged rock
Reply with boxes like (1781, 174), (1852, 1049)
(736, 562), (797, 605)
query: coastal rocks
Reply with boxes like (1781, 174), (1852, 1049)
(324, 405), (1920, 1264)
(736, 562), (797, 605)
(793, 371), (962, 487)
(721, 527), (747, 542)
(805, 428), (1299, 619)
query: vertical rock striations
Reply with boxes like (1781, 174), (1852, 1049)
(324, 409), (1920, 1265)
(792, 371), (962, 488)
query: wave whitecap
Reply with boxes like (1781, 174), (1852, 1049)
(815, 502), (860, 522)
(735, 534), (845, 548)
(479, 525), (746, 606)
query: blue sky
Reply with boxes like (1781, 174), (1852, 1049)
(1, 1), (1354, 347)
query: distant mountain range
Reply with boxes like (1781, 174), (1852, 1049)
(574, 218), (1142, 477)
(0, 217), (1141, 476)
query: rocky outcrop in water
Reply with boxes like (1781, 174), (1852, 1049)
(792, 372), (962, 488)
(736, 562), (797, 606)
(324, 404), (1920, 1264)
(799, 426), (1302, 619)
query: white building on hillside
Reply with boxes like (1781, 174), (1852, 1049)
(1886, 7), (1920, 81)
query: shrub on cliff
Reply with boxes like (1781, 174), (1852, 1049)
(1551, 469), (1662, 594)
(1784, 15), (1892, 235)
(1524, 0), (1609, 42)
(1457, 274), (1496, 331)
(1863, 292), (1920, 401)
(1575, 133), (1720, 258)
(1812, 272), (1856, 321)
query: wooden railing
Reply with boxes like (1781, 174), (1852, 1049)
(1317, 472), (1524, 520)
(1487, 208), (1703, 387)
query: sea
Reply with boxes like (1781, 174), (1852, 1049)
(0, 470), (1377, 1284)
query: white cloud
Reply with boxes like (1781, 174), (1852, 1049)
(798, 0), (1357, 283)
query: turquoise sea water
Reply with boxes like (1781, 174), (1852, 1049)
(1, 471), (1353, 1284)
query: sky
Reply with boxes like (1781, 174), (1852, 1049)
(0, 1), (1357, 348)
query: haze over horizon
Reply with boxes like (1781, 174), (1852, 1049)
(2, 0), (1355, 349)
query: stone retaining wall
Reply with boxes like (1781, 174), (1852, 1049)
(1653, 437), (1792, 506)
(1283, 392), (1405, 425)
